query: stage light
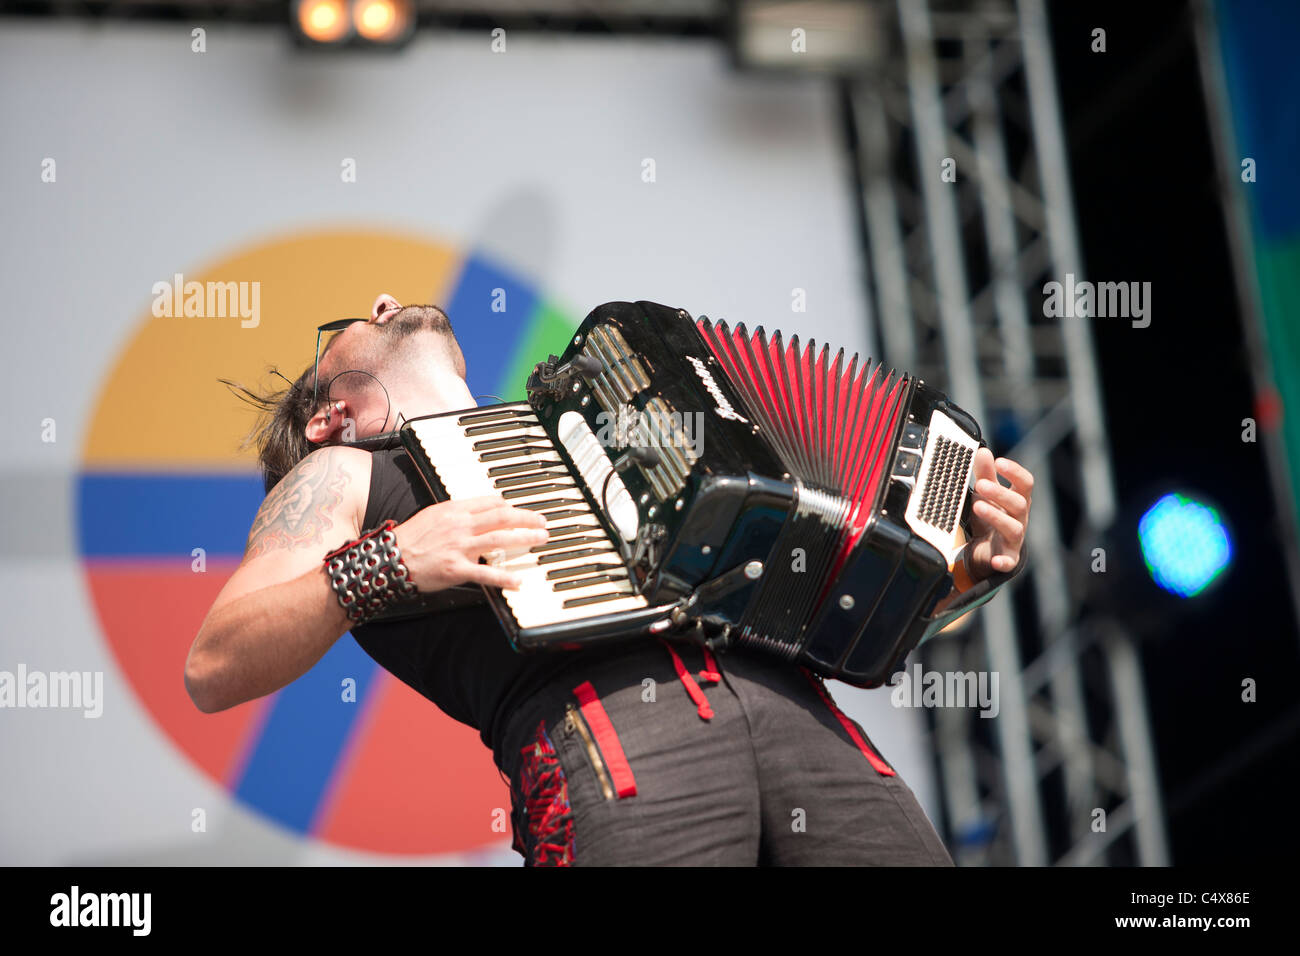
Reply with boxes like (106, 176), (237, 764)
(295, 0), (352, 45)
(1137, 493), (1233, 598)
(730, 0), (889, 75)
(291, 0), (414, 49)
(353, 0), (413, 44)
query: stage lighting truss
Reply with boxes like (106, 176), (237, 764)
(292, 0), (416, 49)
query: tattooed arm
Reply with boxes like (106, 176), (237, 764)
(185, 445), (549, 713)
(184, 446), (372, 713)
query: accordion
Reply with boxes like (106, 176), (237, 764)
(397, 300), (995, 687)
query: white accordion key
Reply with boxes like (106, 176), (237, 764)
(555, 411), (639, 542)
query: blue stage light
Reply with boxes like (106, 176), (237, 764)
(1137, 493), (1233, 597)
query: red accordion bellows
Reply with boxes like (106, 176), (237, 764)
(695, 319), (909, 560)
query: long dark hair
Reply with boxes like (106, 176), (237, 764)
(219, 364), (321, 494)
(220, 304), (463, 493)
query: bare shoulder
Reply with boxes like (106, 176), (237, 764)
(243, 445), (373, 561)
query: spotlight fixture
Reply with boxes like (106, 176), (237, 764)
(1137, 492), (1233, 598)
(353, 0), (414, 44)
(291, 0), (415, 50)
(294, 0), (352, 46)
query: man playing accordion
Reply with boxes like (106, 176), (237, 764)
(185, 292), (1033, 866)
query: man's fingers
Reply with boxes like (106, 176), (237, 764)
(470, 527), (551, 555)
(966, 453), (1029, 578)
(461, 562), (525, 591)
(990, 553), (1019, 573)
(967, 537), (1016, 575)
(972, 498), (1025, 545)
(967, 538), (993, 572)
(974, 478), (1027, 519)
(995, 457), (1035, 499)
(468, 503), (548, 534)
(457, 495), (522, 514)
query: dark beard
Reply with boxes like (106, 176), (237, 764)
(381, 305), (454, 341)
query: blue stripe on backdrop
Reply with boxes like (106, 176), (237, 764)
(443, 251), (539, 400)
(233, 636), (381, 835)
(78, 472), (264, 558)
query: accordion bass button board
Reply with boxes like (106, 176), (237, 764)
(399, 301), (985, 686)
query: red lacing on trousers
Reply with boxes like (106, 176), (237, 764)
(515, 720), (576, 866)
(657, 638), (722, 720)
(801, 668), (896, 776)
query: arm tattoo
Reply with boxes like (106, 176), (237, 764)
(244, 451), (353, 560)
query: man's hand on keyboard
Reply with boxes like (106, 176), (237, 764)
(393, 496), (549, 592)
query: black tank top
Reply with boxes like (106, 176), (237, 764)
(348, 448), (625, 767)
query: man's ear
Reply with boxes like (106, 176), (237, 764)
(305, 401), (346, 444)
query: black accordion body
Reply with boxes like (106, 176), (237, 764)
(397, 301), (993, 687)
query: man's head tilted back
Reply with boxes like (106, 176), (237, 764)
(236, 293), (473, 492)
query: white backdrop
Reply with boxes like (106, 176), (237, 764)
(0, 19), (940, 865)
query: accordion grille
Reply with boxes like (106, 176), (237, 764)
(637, 396), (699, 498)
(584, 323), (650, 407)
(580, 322), (697, 500)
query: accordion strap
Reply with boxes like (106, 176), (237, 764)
(918, 545), (1028, 645)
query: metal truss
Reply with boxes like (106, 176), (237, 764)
(842, 0), (1167, 866)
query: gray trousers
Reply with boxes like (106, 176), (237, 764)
(505, 638), (954, 866)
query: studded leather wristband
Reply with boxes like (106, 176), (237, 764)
(323, 520), (419, 625)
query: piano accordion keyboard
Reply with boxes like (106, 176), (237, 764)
(405, 403), (648, 629)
